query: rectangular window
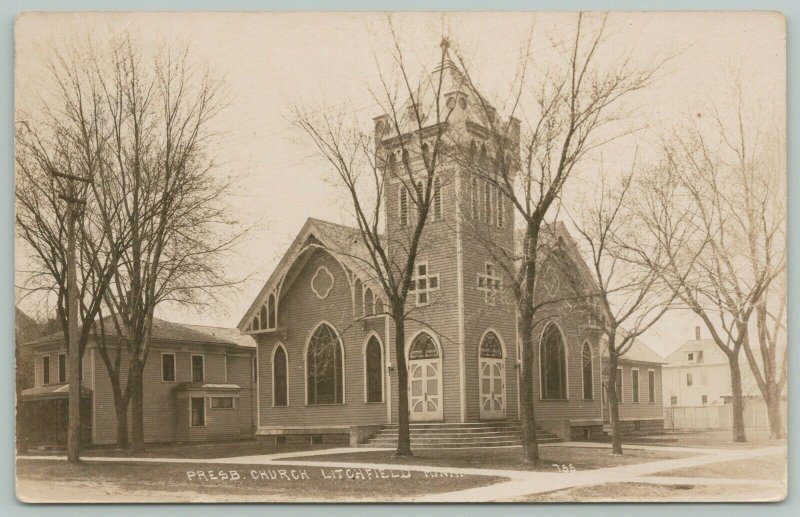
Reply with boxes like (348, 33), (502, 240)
(497, 187), (504, 228)
(399, 187), (408, 227)
(702, 394), (708, 405)
(192, 355), (204, 383)
(433, 178), (442, 220)
(686, 373), (693, 386)
(58, 353), (66, 383)
(162, 353), (176, 382)
(190, 397), (205, 426)
(42, 355), (50, 385)
(631, 369), (640, 403)
(670, 395), (678, 405)
(615, 367), (623, 403)
(483, 181), (492, 223)
(471, 177), (479, 219)
(210, 396), (235, 409)
(687, 352), (694, 361)
(648, 370), (656, 403)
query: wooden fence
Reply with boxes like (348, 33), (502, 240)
(664, 401), (786, 431)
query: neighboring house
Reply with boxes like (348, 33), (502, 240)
(600, 337), (666, 434)
(237, 56), (665, 444)
(662, 327), (761, 407)
(18, 318), (256, 447)
(15, 308), (39, 393)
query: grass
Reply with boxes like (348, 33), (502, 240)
(517, 481), (786, 502)
(22, 439), (335, 459)
(16, 458), (506, 503)
(303, 446), (690, 472)
(611, 429), (786, 449)
(648, 453), (787, 481)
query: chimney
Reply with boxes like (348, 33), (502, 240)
(695, 326), (701, 341)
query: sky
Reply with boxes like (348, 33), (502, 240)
(14, 11), (786, 356)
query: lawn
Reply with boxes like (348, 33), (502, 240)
(611, 429), (786, 449)
(516, 481), (786, 502)
(302, 446), (690, 472)
(22, 440), (334, 459)
(16, 458), (506, 503)
(647, 453), (787, 481)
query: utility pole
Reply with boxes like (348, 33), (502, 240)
(51, 170), (91, 463)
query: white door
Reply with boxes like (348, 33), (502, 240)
(480, 358), (506, 420)
(479, 331), (506, 420)
(408, 359), (442, 421)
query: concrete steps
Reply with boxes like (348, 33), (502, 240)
(362, 421), (561, 449)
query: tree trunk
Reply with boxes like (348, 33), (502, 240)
(519, 315), (539, 462)
(393, 311), (412, 457)
(115, 404), (129, 450)
(765, 389), (784, 439)
(729, 358), (747, 443)
(66, 203), (82, 463)
(607, 360), (623, 455)
(130, 364), (145, 452)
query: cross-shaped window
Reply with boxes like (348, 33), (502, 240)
(409, 262), (439, 306)
(477, 262), (503, 304)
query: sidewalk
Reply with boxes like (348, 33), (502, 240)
(17, 442), (786, 502)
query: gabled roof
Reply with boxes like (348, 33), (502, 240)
(28, 316), (236, 347)
(601, 334), (666, 365)
(182, 324), (256, 349)
(237, 217), (384, 331)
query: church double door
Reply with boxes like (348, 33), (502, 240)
(407, 332), (443, 422)
(479, 331), (507, 420)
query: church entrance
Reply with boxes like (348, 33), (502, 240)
(407, 332), (442, 421)
(479, 331), (506, 420)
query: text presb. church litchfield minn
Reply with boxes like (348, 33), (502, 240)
(237, 55), (665, 446)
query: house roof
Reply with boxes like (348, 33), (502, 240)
(20, 383), (93, 401)
(182, 324), (256, 349)
(27, 316), (238, 348)
(600, 333), (665, 365)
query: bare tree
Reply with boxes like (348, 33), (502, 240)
(568, 160), (693, 455)
(452, 13), (661, 461)
(90, 37), (236, 452)
(15, 43), (125, 459)
(640, 85), (785, 442)
(294, 29), (457, 456)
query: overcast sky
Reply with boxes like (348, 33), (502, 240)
(14, 11), (785, 356)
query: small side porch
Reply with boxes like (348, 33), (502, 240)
(17, 384), (92, 450)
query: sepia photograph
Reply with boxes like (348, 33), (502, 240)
(12, 10), (787, 503)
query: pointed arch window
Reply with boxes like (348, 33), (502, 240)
(480, 331), (503, 359)
(365, 336), (383, 403)
(409, 332), (439, 359)
(273, 345), (288, 407)
(582, 342), (593, 400)
(259, 306), (267, 330)
(540, 323), (567, 400)
(268, 293), (277, 329)
(306, 323), (344, 405)
(364, 287), (374, 317)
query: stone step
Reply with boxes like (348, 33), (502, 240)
(362, 421), (562, 449)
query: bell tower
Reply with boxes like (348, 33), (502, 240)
(374, 43), (521, 423)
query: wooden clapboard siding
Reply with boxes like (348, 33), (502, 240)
(615, 361), (664, 420)
(257, 247), (388, 428)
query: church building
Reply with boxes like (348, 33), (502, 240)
(238, 54), (664, 446)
